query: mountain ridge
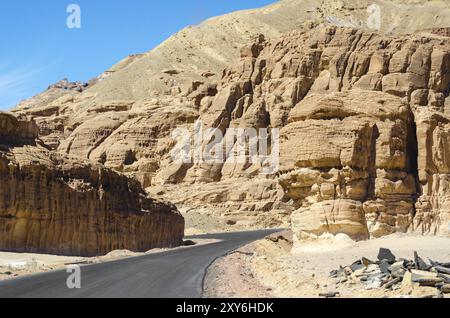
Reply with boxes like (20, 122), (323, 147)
(7, 0), (450, 237)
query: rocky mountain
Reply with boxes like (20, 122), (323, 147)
(0, 112), (184, 256)
(179, 26), (450, 240)
(7, 0), (450, 239)
(14, 1), (450, 113)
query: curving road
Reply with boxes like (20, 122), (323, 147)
(0, 229), (280, 298)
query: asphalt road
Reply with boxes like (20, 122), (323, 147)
(0, 229), (280, 298)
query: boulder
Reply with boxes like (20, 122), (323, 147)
(378, 248), (397, 263)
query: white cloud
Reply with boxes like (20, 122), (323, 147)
(0, 63), (53, 110)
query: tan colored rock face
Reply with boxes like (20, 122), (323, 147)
(414, 110), (450, 236)
(279, 91), (416, 239)
(292, 199), (369, 241)
(0, 113), (184, 257)
(280, 118), (372, 170)
(0, 113), (38, 146)
(174, 26), (448, 238)
(187, 26), (449, 238)
(8, 1), (450, 238)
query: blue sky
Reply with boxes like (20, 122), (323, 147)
(0, 0), (276, 110)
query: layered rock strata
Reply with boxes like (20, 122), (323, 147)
(0, 113), (184, 256)
(11, 25), (450, 238)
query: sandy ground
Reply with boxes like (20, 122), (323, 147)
(182, 206), (282, 236)
(204, 231), (450, 298)
(0, 238), (220, 281)
(204, 243), (274, 298)
(183, 207), (235, 236)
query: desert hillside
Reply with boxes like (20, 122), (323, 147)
(6, 0), (450, 239)
(14, 0), (450, 110)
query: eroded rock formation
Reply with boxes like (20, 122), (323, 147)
(154, 26), (449, 240)
(216, 27), (450, 239)
(0, 113), (184, 256)
(279, 91), (417, 240)
(9, 23), (450, 238)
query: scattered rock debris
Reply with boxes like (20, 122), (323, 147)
(328, 248), (450, 298)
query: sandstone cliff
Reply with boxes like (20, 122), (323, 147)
(8, 0), (450, 238)
(0, 112), (184, 256)
(190, 26), (450, 239)
(12, 0), (450, 147)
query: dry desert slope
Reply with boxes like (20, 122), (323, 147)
(2, 0), (450, 258)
